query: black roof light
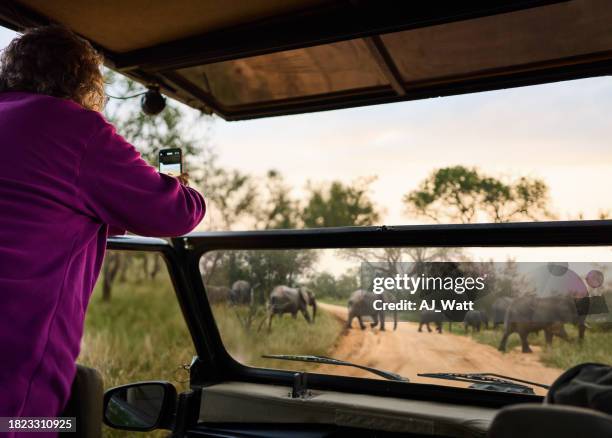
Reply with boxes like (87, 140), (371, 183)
(140, 86), (166, 116)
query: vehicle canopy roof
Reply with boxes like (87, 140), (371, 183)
(1, 0), (611, 120)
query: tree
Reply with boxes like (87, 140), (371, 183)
(200, 169), (305, 296)
(403, 165), (553, 223)
(101, 71), (213, 300)
(302, 177), (380, 228)
(339, 246), (464, 295)
(104, 70), (207, 171)
(492, 259), (526, 298)
(228, 249), (318, 305)
(307, 272), (337, 299)
(307, 269), (360, 301)
(336, 270), (360, 299)
(200, 149), (258, 230)
(255, 170), (300, 230)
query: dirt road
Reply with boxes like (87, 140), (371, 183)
(316, 303), (562, 396)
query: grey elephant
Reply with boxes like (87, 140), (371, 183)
(229, 280), (255, 306)
(498, 294), (586, 353)
(205, 285), (230, 304)
(418, 310), (447, 333)
(463, 310), (489, 333)
(346, 290), (398, 331)
(265, 285), (317, 330)
(492, 296), (512, 329)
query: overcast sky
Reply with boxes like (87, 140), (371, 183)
(2, 26), (611, 227)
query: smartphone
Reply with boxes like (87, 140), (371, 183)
(159, 148), (182, 177)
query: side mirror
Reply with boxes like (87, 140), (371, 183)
(103, 381), (177, 431)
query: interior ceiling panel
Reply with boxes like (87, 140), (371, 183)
(1, 0), (611, 120)
(382, 0), (612, 84)
(16, 0), (328, 53)
(177, 39), (388, 107)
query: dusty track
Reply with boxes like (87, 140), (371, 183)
(316, 303), (562, 396)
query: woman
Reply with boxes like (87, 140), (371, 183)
(0, 25), (206, 425)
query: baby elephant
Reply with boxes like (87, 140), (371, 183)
(205, 285), (230, 304)
(265, 285), (317, 331)
(463, 310), (489, 333)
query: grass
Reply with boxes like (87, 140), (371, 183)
(79, 272), (611, 438)
(79, 275), (193, 438)
(446, 322), (612, 370)
(213, 303), (343, 371)
(78, 275), (344, 437)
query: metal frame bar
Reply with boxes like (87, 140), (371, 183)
(106, 236), (217, 366)
(159, 219), (612, 409)
(160, 71), (218, 115)
(185, 220), (612, 250)
(111, 0), (567, 72)
(180, 241), (537, 408)
(362, 35), (406, 96)
(0, 0), (579, 121)
(209, 54), (612, 120)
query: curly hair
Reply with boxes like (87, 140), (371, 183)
(0, 25), (105, 112)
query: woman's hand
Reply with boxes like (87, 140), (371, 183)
(177, 173), (190, 186)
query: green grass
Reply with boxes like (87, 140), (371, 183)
(446, 322), (612, 370)
(79, 275), (193, 437)
(213, 303), (343, 371)
(79, 275), (344, 437)
(83, 273), (612, 437)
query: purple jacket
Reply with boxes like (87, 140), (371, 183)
(0, 92), (205, 434)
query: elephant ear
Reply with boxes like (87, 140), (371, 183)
(298, 288), (309, 306)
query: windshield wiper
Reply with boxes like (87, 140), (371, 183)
(417, 372), (549, 395)
(262, 354), (409, 382)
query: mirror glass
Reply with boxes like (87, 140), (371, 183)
(105, 383), (166, 429)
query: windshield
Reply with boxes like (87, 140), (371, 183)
(199, 247), (611, 396)
(196, 77), (612, 395)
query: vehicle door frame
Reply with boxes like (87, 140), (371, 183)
(136, 220), (612, 409)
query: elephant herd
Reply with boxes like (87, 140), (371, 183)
(208, 281), (591, 349)
(418, 309), (490, 333)
(205, 280), (256, 306)
(418, 295), (588, 354)
(205, 281), (317, 330)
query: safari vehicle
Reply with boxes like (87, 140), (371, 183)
(2, 1), (612, 437)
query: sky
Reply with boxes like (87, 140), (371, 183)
(210, 76), (612, 225)
(1, 27), (611, 229)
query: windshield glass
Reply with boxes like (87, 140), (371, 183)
(196, 76), (612, 395)
(199, 246), (612, 395)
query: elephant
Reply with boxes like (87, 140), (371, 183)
(346, 290), (398, 331)
(498, 294), (586, 353)
(418, 310), (447, 333)
(205, 285), (230, 304)
(229, 280), (255, 306)
(265, 285), (317, 330)
(463, 310), (489, 333)
(492, 297), (513, 329)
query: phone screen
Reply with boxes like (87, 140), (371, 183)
(159, 148), (182, 177)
